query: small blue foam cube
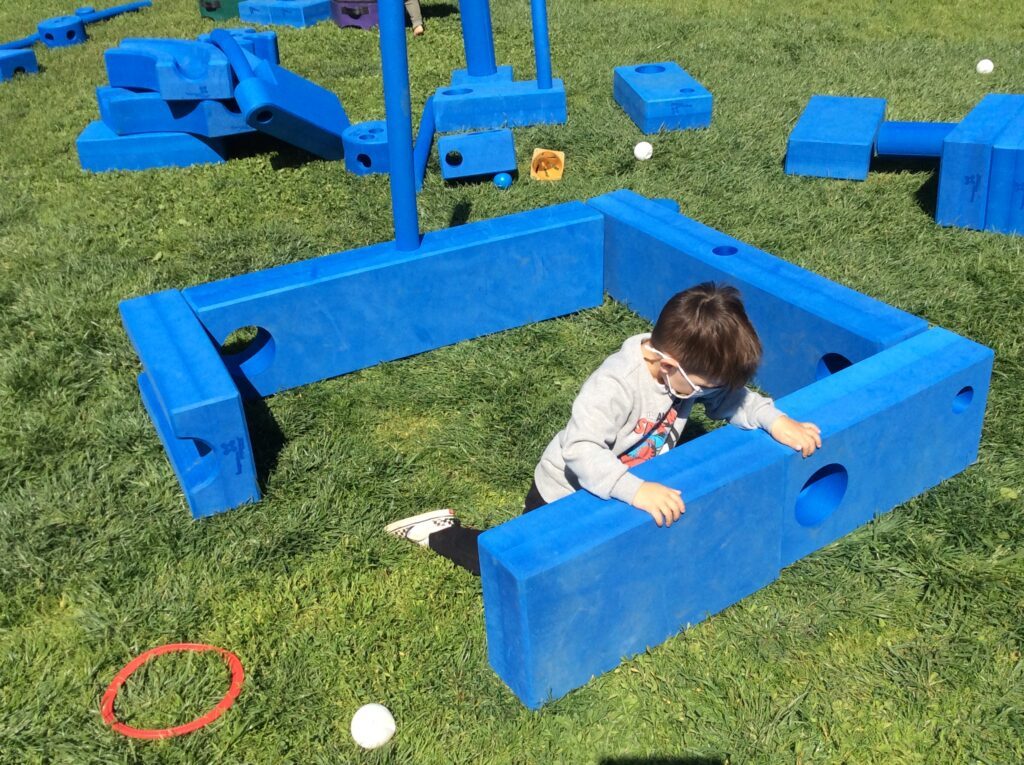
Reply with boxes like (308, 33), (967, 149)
(613, 62), (712, 134)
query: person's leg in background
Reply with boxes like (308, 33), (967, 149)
(405, 0), (424, 35)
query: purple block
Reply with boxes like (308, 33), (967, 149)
(331, 0), (378, 29)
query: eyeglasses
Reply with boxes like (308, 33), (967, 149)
(644, 341), (707, 399)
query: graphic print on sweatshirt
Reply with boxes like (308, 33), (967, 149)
(619, 407), (681, 467)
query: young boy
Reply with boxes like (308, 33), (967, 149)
(386, 282), (822, 575)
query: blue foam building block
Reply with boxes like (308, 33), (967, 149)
(106, 39), (235, 100)
(985, 111), (1024, 236)
(0, 49), (38, 82)
(613, 62), (712, 134)
(342, 120), (388, 175)
(197, 27), (279, 64)
(181, 202), (605, 398)
(239, 0), (331, 27)
(119, 290), (259, 518)
(935, 94), (1024, 230)
(479, 326), (991, 708)
(432, 78), (567, 132)
(77, 121), (228, 172)
(96, 87), (254, 138)
(785, 95), (888, 181)
(438, 129), (516, 181)
(589, 189), (926, 398)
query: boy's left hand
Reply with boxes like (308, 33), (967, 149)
(770, 415), (822, 457)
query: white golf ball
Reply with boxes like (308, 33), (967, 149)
(976, 58), (994, 75)
(350, 703), (396, 749)
(634, 141), (654, 161)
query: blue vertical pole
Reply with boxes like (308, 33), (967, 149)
(530, 0), (553, 90)
(379, 0), (420, 251)
(459, 0), (497, 78)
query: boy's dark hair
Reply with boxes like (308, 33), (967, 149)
(650, 282), (762, 390)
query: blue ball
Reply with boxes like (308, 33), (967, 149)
(493, 172), (513, 190)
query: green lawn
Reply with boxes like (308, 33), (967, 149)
(2, 0), (1023, 762)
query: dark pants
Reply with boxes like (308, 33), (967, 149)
(427, 480), (548, 576)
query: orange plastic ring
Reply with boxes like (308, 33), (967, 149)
(100, 643), (244, 740)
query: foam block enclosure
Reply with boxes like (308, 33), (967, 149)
(613, 62), (712, 133)
(77, 121), (228, 172)
(120, 290), (260, 518)
(239, 0), (331, 27)
(785, 95), (888, 181)
(0, 49), (38, 82)
(438, 129), (516, 181)
(105, 39), (235, 100)
(589, 189), (927, 398)
(96, 87), (254, 138)
(432, 78), (567, 132)
(342, 120), (388, 175)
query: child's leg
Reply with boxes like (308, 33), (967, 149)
(404, 0), (423, 28)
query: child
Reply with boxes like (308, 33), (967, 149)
(386, 282), (822, 575)
(405, 0), (424, 36)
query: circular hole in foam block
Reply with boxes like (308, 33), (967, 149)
(443, 88), (472, 96)
(712, 245), (737, 256)
(795, 463), (848, 528)
(636, 65), (666, 74)
(815, 353), (853, 380)
(357, 154), (372, 168)
(255, 110), (274, 124)
(445, 151), (464, 167)
(952, 386), (974, 414)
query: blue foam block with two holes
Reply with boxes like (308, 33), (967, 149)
(119, 290), (259, 519)
(479, 325), (992, 709)
(96, 86), (254, 138)
(105, 39), (235, 100)
(431, 78), (567, 132)
(239, 0), (331, 27)
(0, 49), (38, 82)
(613, 62), (713, 134)
(438, 129), (516, 181)
(180, 201), (605, 398)
(589, 189), (927, 398)
(342, 120), (388, 175)
(785, 95), (888, 181)
(77, 120), (228, 172)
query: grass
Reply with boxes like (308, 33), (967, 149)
(1, 0), (1023, 762)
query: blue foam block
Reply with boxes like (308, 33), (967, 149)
(479, 326), (991, 708)
(985, 111), (1024, 236)
(181, 202), (605, 398)
(197, 27), (279, 64)
(589, 189), (926, 397)
(613, 62), (712, 133)
(0, 49), (38, 82)
(239, 0), (331, 27)
(119, 290), (259, 518)
(785, 95), (887, 181)
(432, 78), (567, 132)
(106, 39), (234, 100)
(342, 120), (388, 175)
(96, 87), (254, 138)
(936, 94), (1024, 230)
(438, 129), (516, 181)
(77, 121), (228, 172)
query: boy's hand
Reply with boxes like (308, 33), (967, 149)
(770, 415), (822, 457)
(632, 482), (685, 527)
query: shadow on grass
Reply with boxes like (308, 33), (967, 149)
(422, 1), (458, 20)
(244, 397), (286, 491)
(871, 155), (940, 219)
(600, 757), (727, 765)
(449, 199), (473, 226)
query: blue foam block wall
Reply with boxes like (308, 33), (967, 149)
(438, 129), (516, 181)
(785, 95), (887, 181)
(77, 121), (228, 172)
(613, 62), (713, 134)
(96, 87), (253, 138)
(589, 189), (927, 398)
(986, 112), (1024, 235)
(432, 78), (567, 132)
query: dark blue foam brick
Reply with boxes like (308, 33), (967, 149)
(0, 49), (38, 82)
(777, 327), (992, 566)
(432, 78), (567, 132)
(985, 110), (1024, 235)
(239, 0), (331, 27)
(119, 290), (260, 519)
(77, 121), (228, 172)
(589, 189), (927, 398)
(785, 95), (887, 181)
(936, 94), (1024, 230)
(342, 120), (389, 176)
(106, 39), (235, 100)
(97, 87), (254, 138)
(181, 202), (604, 398)
(438, 129), (516, 181)
(197, 27), (279, 65)
(613, 62), (712, 134)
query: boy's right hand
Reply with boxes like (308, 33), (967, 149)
(632, 482), (685, 527)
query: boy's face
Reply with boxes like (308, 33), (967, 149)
(642, 342), (722, 398)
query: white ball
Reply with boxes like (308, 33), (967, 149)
(633, 141), (654, 161)
(976, 58), (994, 75)
(350, 703), (396, 749)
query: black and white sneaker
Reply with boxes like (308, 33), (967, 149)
(385, 509), (456, 547)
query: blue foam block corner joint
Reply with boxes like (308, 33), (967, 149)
(438, 129), (516, 181)
(342, 120), (388, 176)
(785, 95), (887, 181)
(77, 121), (228, 172)
(613, 62), (713, 133)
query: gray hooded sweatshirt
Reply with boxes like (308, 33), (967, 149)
(533, 333), (784, 506)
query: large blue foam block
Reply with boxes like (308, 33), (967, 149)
(77, 121), (228, 172)
(96, 87), (254, 138)
(589, 189), (926, 398)
(182, 202), (604, 398)
(785, 95), (887, 181)
(613, 62), (712, 134)
(432, 78), (567, 132)
(106, 39), (234, 100)
(479, 326), (991, 708)
(438, 129), (516, 181)
(119, 290), (260, 519)
(0, 49), (38, 82)
(985, 112), (1024, 236)
(239, 0), (331, 27)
